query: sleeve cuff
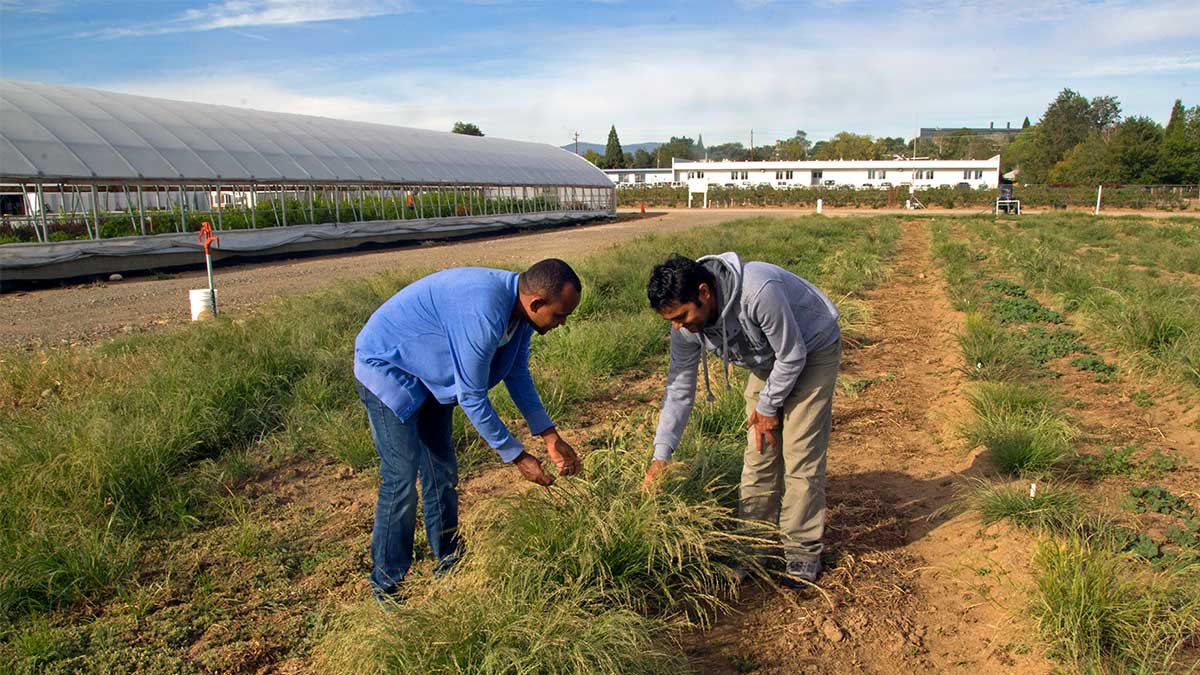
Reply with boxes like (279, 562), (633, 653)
(527, 414), (554, 437)
(755, 400), (779, 418)
(497, 439), (525, 463)
(653, 444), (674, 462)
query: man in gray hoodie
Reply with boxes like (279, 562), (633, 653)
(643, 252), (841, 584)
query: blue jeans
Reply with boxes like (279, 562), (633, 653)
(357, 381), (462, 596)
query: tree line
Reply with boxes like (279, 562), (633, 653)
(584, 91), (1200, 185)
(1004, 91), (1198, 185)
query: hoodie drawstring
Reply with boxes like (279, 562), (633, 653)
(701, 352), (716, 402)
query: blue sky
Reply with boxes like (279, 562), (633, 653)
(1, 0), (1196, 147)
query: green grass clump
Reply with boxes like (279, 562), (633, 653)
(315, 417), (764, 673)
(1031, 531), (1200, 673)
(970, 481), (1083, 532)
(314, 569), (684, 675)
(963, 382), (1075, 475)
(957, 313), (1032, 381)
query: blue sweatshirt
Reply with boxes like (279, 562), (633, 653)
(353, 267), (554, 462)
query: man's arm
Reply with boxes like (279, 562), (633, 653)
(651, 328), (703, 461)
(446, 314), (526, 462)
(504, 334), (581, 476)
(502, 334), (554, 437)
(751, 280), (808, 418)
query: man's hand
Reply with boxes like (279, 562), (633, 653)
(514, 451), (554, 486)
(541, 427), (581, 476)
(643, 459), (668, 491)
(747, 410), (781, 453)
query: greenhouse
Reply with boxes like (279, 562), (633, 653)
(0, 79), (614, 281)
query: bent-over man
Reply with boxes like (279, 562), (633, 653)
(644, 252), (840, 584)
(354, 259), (583, 599)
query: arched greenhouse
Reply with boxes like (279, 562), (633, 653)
(0, 79), (614, 282)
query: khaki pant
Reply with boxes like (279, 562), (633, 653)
(740, 340), (840, 563)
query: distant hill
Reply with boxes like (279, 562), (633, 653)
(561, 141), (661, 155)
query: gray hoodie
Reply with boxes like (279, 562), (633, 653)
(652, 252), (840, 461)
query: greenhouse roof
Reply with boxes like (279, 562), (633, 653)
(0, 80), (610, 187)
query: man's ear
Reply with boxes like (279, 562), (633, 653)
(697, 283), (713, 302)
(529, 296), (547, 313)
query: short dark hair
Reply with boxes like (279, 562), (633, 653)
(647, 254), (715, 311)
(519, 258), (582, 299)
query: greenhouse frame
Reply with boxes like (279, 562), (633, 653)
(0, 79), (614, 281)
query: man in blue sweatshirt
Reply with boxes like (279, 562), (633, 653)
(643, 253), (840, 585)
(354, 258), (583, 598)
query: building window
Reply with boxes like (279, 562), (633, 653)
(869, 170), (876, 179)
(963, 170), (971, 179)
(879, 170), (886, 179)
(974, 170), (983, 179)
(925, 170), (934, 179)
(776, 171), (784, 180)
(698, 171), (704, 178)
(911, 171), (920, 180)
(812, 171), (823, 178)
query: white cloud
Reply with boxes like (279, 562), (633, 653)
(181, 0), (410, 30)
(83, 0), (411, 38)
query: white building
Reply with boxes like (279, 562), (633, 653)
(605, 155), (1001, 190)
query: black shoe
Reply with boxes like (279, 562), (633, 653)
(783, 558), (823, 586)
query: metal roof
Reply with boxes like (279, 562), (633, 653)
(0, 80), (611, 187)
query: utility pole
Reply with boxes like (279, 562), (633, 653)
(750, 129), (754, 161)
(573, 130), (581, 156)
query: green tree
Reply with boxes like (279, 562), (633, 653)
(1008, 89), (1124, 183)
(696, 133), (706, 158)
(582, 149), (603, 166)
(451, 121), (484, 136)
(873, 136), (908, 159)
(810, 132), (876, 160)
(1048, 134), (1120, 184)
(632, 148), (655, 168)
(1111, 116), (1163, 183)
(775, 130), (811, 160)
(1156, 101), (1200, 183)
(707, 142), (749, 161)
(657, 136), (697, 166)
(604, 125), (625, 169)
(1022, 116), (1031, 128)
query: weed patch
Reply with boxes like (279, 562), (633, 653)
(1070, 355), (1118, 383)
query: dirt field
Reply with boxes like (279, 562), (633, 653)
(4, 210), (1197, 673)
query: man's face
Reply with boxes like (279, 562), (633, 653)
(527, 283), (581, 335)
(656, 283), (716, 333)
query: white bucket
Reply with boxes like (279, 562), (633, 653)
(189, 288), (218, 321)
(816, 198), (823, 214)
